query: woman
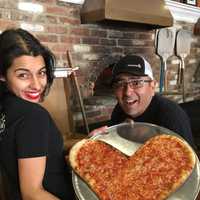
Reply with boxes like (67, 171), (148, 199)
(0, 28), (75, 200)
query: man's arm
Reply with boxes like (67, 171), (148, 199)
(160, 104), (196, 149)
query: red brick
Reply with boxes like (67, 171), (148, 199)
(0, 19), (17, 30)
(118, 39), (134, 46)
(91, 46), (111, 54)
(11, 11), (33, 22)
(36, 34), (58, 43)
(82, 37), (100, 45)
(125, 47), (154, 55)
(37, 15), (59, 24)
(137, 32), (154, 40)
(111, 47), (123, 53)
(70, 27), (90, 36)
(59, 16), (80, 25)
(67, 7), (80, 18)
(60, 36), (80, 44)
(51, 44), (72, 52)
(123, 32), (137, 39)
(100, 39), (116, 46)
(90, 30), (107, 37)
(46, 25), (68, 34)
(46, 6), (69, 16)
(109, 31), (124, 38)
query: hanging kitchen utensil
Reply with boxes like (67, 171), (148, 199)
(154, 29), (159, 49)
(175, 29), (192, 102)
(156, 28), (176, 93)
(66, 51), (90, 134)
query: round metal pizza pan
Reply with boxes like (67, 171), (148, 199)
(72, 122), (200, 200)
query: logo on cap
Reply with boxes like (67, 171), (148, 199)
(127, 64), (142, 68)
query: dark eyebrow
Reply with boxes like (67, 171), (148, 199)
(14, 68), (29, 73)
(14, 66), (46, 73)
(39, 67), (47, 71)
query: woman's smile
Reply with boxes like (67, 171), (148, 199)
(23, 91), (41, 101)
(5, 55), (47, 103)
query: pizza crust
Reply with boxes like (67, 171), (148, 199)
(69, 134), (196, 200)
(159, 135), (196, 199)
(127, 134), (196, 200)
(69, 139), (88, 171)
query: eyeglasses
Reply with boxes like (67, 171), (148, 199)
(113, 79), (152, 90)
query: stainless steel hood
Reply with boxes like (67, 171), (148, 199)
(81, 0), (173, 28)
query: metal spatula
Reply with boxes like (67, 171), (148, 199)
(156, 28), (176, 92)
(91, 123), (141, 156)
(175, 30), (192, 102)
(93, 128), (141, 156)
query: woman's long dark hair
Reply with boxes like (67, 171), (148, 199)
(0, 28), (56, 112)
(0, 28), (56, 199)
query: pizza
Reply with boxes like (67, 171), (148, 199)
(69, 139), (129, 199)
(69, 134), (196, 200)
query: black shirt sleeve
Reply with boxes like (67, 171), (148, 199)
(163, 108), (195, 148)
(16, 107), (50, 158)
(151, 96), (195, 148)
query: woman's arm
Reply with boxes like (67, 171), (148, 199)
(18, 156), (60, 200)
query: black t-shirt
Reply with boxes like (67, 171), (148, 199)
(0, 93), (75, 200)
(111, 94), (195, 148)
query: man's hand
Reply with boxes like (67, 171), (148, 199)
(89, 126), (108, 137)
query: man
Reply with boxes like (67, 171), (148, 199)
(109, 54), (195, 147)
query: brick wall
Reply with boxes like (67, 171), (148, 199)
(0, 0), (200, 135)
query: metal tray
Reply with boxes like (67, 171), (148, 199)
(72, 122), (200, 200)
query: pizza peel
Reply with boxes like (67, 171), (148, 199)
(72, 122), (200, 200)
(175, 30), (192, 102)
(156, 28), (176, 93)
(92, 123), (141, 156)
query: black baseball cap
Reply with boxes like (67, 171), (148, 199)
(112, 55), (154, 82)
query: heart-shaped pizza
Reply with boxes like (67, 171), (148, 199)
(69, 134), (196, 200)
